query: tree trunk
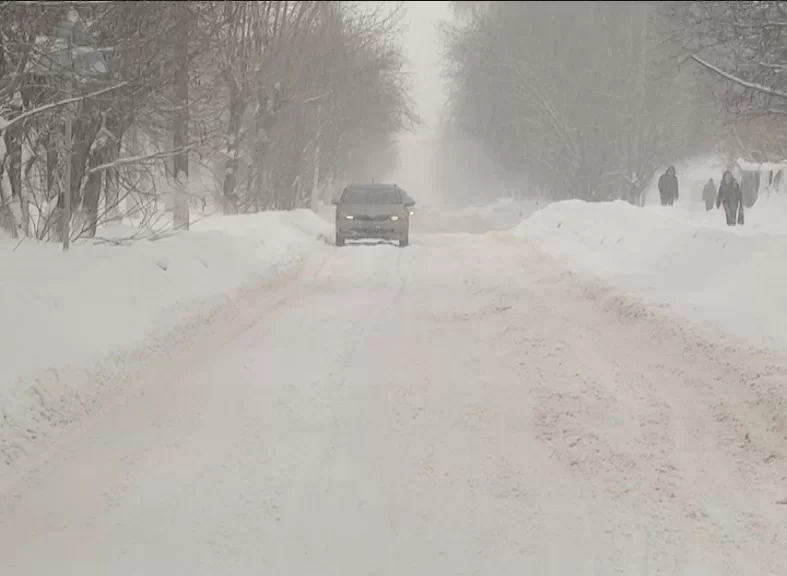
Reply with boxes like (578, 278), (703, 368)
(104, 137), (122, 222)
(0, 30), (11, 238)
(101, 115), (124, 224)
(69, 115), (95, 215)
(222, 84), (243, 214)
(172, 3), (190, 231)
(310, 106), (322, 212)
(252, 84), (281, 210)
(0, 159), (16, 239)
(82, 149), (102, 238)
(46, 131), (58, 201)
(252, 92), (268, 210)
(43, 131), (60, 241)
(3, 118), (24, 236)
(5, 124), (21, 202)
(20, 186), (29, 236)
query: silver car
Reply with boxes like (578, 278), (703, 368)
(333, 184), (415, 247)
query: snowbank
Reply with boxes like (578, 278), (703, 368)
(514, 197), (787, 350)
(0, 209), (330, 467)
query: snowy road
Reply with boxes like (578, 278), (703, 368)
(2, 232), (787, 575)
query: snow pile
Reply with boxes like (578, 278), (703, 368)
(0, 209), (330, 468)
(514, 197), (787, 350)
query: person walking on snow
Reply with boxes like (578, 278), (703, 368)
(703, 178), (717, 211)
(658, 165), (679, 206)
(716, 170), (744, 226)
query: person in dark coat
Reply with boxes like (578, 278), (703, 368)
(716, 170), (744, 226)
(658, 166), (679, 206)
(702, 178), (716, 211)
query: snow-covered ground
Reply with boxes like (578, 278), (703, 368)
(0, 210), (331, 468)
(3, 180), (787, 574)
(2, 230), (787, 574)
(515, 193), (787, 350)
(3, 196), (535, 472)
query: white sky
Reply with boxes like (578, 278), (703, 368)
(400, 0), (450, 130)
(385, 1), (451, 206)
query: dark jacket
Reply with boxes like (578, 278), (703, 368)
(717, 172), (744, 225)
(658, 170), (679, 201)
(717, 178), (742, 209)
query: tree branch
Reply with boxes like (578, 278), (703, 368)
(85, 143), (196, 175)
(691, 54), (787, 100)
(0, 81), (131, 135)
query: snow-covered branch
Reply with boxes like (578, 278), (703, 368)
(691, 54), (787, 100)
(84, 144), (196, 175)
(0, 81), (130, 135)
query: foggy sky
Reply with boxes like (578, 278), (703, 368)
(385, 1), (450, 206)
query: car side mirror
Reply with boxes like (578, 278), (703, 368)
(331, 199), (339, 206)
(405, 200), (415, 208)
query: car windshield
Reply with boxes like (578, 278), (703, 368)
(341, 187), (402, 205)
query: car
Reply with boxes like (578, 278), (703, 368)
(402, 192), (416, 216)
(333, 183), (415, 247)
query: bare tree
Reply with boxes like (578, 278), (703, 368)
(442, 1), (721, 204)
(663, 0), (787, 161)
(211, 0), (415, 213)
(0, 0), (415, 241)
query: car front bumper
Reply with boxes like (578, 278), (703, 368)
(337, 219), (407, 240)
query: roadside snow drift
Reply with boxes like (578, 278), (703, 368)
(515, 197), (787, 350)
(0, 210), (330, 467)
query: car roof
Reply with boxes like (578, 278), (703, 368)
(344, 183), (401, 191)
(342, 183), (411, 197)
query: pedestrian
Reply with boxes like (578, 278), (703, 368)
(702, 178), (716, 211)
(658, 166), (679, 206)
(716, 170), (744, 226)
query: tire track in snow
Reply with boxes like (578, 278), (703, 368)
(1, 231), (784, 575)
(500, 234), (787, 575)
(0, 245), (337, 499)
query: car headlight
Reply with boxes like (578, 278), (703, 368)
(409, 210), (415, 216)
(390, 215), (399, 221)
(344, 215), (354, 220)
